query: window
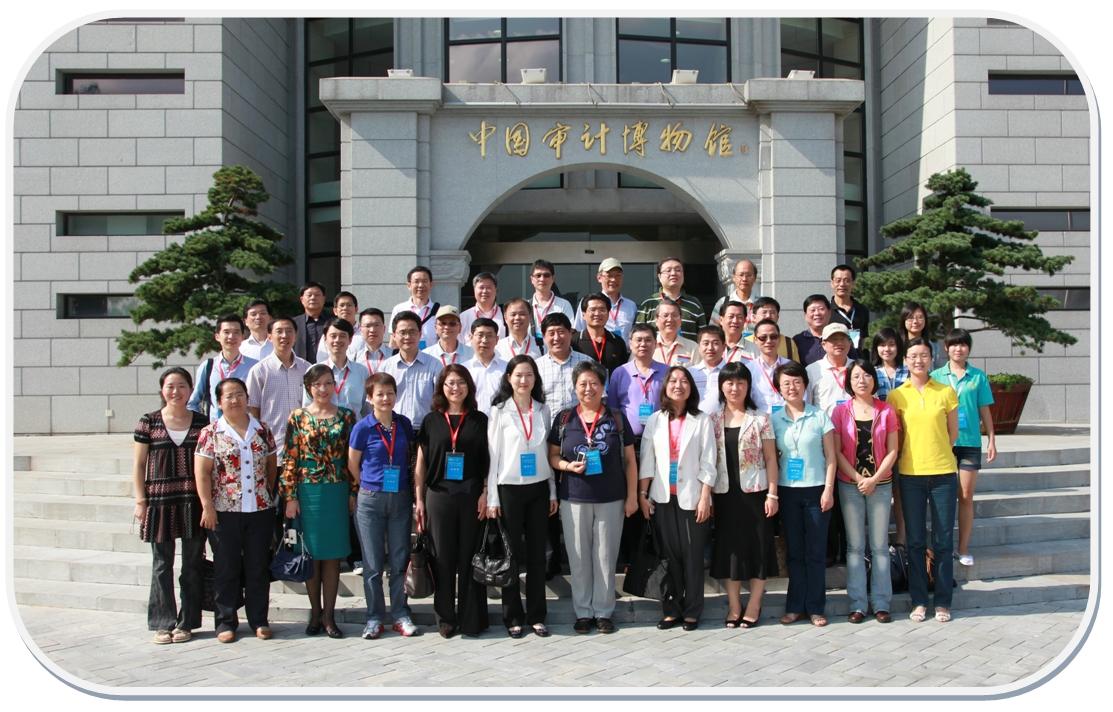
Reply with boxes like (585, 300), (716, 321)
(986, 19), (1019, 26)
(991, 208), (1090, 232)
(62, 73), (185, 95)
(618, 174), (664, 189)
(305, 18), (394, 297)
(988, 73), (1083, 95)
(1037, 288), (1090, 311)
(63, 212), (181, 236)
(445, 18), (561, 83)
(616, 18), (730, 84)
(58, 294), (140, 319)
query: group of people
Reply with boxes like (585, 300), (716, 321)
(132, 256), (996, 645)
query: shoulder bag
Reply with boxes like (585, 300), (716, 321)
(269, 516), (315, 583)
(405, 512), (436, 598)
(621, 518), (675, 602)
(471, 517), (517, 588)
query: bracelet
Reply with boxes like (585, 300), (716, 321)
(766, 493), (778, 500)
(638, 490), (649, 496)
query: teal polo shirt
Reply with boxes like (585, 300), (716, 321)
(771, 403), (834, 489)
(930, 363), (995, 448)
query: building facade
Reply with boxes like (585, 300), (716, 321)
(12, 17), (1090, 433)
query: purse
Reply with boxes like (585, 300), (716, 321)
(471, 517), (517, 588)
(269, 516), (315, 583)
(404, 512), (436, 598)
(889, 544), (909, 594)
(621, 519), (675, 602)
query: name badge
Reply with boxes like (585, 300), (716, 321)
(849, 329), (861, 346)
(837, 397), (849, 405)
(957, 407), (969, 430)
(382, 466), (400, 493)
(676, 355), (691, 365)
(669, 461), (678, 486)
(418, 339), (427, 350)
(771, 404), (785, 415)
(786, 457), (805, 482)
(742, 327), (754, 340)
(585, 448), (603, 475)
(445, 453), (465, 481)
(520, 453), (537, 477)
(638, 403), (654, 425)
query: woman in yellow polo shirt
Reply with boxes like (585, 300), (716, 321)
(886, 338), (959, 624)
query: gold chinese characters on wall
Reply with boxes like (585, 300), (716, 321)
(468, 120), (747, 159)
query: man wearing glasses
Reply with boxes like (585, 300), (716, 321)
(828, 264), (870, 352)
(528, 259), (574, 339)
(746, 319), (792, 414)
(634, 257), (707, 340)
(711, 259), (760, 334)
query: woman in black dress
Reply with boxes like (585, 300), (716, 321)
(414, 364), (491, 638)
(709, 362), (779, 628)
(131, 366), (210, 644)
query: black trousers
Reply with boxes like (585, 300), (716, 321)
(826, 480), (848, 562)
(425, 488), (489, 636)
(498, 480), (550, 626)
(653, 498), (710, 621)
(148, 534), (204, 631)
(617, 434), (646, 567)
(210, 509), (273, 633)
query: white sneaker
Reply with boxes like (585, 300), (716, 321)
(361, 620), (382, 639)
(958, 553), (974, 566)
(352, 560), (363, 575)
(392, 617), (418, 637)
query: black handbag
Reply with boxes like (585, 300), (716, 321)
(622, 519), (675, 602)
(890, 544), (909, 594)
(269, 516), (315, 583)
(471, 517), (517, 588)
(405, 512), (436, 598)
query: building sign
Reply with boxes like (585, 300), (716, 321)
(469, 120), (748, 159)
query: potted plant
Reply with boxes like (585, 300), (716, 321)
(983, 374), (1034, 435)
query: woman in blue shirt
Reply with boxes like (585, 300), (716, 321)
(348, 372), (418, 640)
(770, 361), (837, 627)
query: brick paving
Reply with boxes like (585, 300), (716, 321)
(17, 599), (1084, 689)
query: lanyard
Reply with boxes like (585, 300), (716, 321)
(440, 351), (458, 367)
(533, 296), (555, 326)
(757, 357), (779, 393)
(946, 370), (966, 399)
(829, 365), (847, 390)
(787, 410), (806, 455)
(658, 341), (678, 365)
(578, 405), (601, 443)
(608, 296), (624, 326)
(476, 304), (499, 320)
(514, 399), (534, 443)
(334, 366), (349, 395)
(587, 332), (607, 362)
(218, 354), (243, 380)
(634, 370), (654, 402)
(445, 411), (466, 452)
(727, 345), (751, 362)
(509, 337), (529, 357)
(411, 302), (431, 321)
(365, 350), (385, 373)
(669, 417), (685, 462)
(376, 420), (397, 462)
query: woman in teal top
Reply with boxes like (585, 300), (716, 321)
(930, 328), (995, 568)
(769, 361), (837, 627)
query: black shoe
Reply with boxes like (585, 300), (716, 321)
(532, 623), (551, 637)
(681, 619), (699, 631)
(325, 625), (344, 639)
(439, 623), (456, 639)
(596, 618), (615, 634)
(656, 617), (679, 630)
(508, 626), (524, 639)
(545, 560), (562, 582)
(305, 616), (322, 636)
(573, 617), (594, 634)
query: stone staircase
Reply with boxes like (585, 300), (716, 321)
(12, 438), (1091, 625)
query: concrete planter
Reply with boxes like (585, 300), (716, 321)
(984, 382), (1032, 435)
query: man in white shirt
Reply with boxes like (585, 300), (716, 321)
(351, 308), (393, 374)
(459, 272), (505, 345)
(423, 305), (474, 367)
(805, 322), (853, 415)
(689, 325), (727, 414)
(389, 266), (439, 350)
(187, 314), (258, 422)
(316, 291), (365, 362)
(463, 318), (507, 416)
(535, 313), (593, 425)
(572, 257), (637, 341)
(496, 297), (543, 361)
(746, 319), (792, 414)
(711, 259), (760, 332)
(246, 316), (311, 456)
(239, 299), (273, 362)
(529, 259), (574, 339)
(652, 299), (701, 368)
(380, 310), (444, 431)
(303, 317), (370, 416)
(719, 300), (758, 364)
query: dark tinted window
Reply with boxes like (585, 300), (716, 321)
(991, 209), (1090, 232)
(988, 73), (1082, 95)
(64, 74), (184, 95)
(1036, 288), (1090, 310)
(65, 212), (180, 236)
(446, 18), (562, 83)
(618, 18), (730, 84)
(61, 294), (140, 319)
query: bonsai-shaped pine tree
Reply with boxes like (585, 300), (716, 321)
(117, 165), (300, 368)
(855, 168), (1077, 353)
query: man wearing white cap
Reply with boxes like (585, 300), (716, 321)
(422, 305), (474, 367)
(572, 258), (637, 342)
(805, 322), (854, 416)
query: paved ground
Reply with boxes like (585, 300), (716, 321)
(17, 599), (1084, 689)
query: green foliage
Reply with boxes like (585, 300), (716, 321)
(987, 373), (1035, 391)
(855, 168), (1077, 353)
(117, 166), (300, 368)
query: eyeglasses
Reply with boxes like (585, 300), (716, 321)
(906, 354), (932, 362)
(532, 272), (553, 279)
(659, 266), (683, 274)
(832, 278), (854, 285)
(754, 334), (779, 342)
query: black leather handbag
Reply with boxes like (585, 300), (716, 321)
(269, 517), (315, 583)
(622, 519), (675, 602)
(890, 544), (909, 594)
(471, 517), (517, 588)
(405, 512), (436, 598)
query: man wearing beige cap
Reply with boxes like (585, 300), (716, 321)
(572, 257), (636, 341)
(805, 322), (854, 416)
(422, 305), (474, 367)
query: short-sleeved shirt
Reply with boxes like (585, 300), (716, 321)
(245, 352), (311, 452)
(876, 364), (909, 401)
(301, 358), (370, 416)
(572, 294), (637, 342)
(379, 352), (444, 430)
(548, 407), (635, 504)
(607, 360), (669, 438)
(418, 410), (490, 493)
(537, 350), (595, 425)
(195, 416), (278, 513)
(390, 299), (439, 349)
(887, 378), (959, 475)
(463, 355), (508, 416)
(770, 404), (834, 489)
(349, 411), (414, 492)
(187, 353), (258, 423)
(570, 329), (630, 376)
(634, 290), (708, 341)
(931, 363), (994, 448)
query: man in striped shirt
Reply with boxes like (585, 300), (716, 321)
(634, 256), (707, 340)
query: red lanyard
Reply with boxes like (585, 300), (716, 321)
(334, 366), (349, 395)
(514, 399), (534, 442)
(635, 370), (654, 402)
(587, 333), (607, 362)
(365, 350), (384, 373)
(727, 345), (751, 362)
(608, 297), (623, 326)
(444, 412), (466, 452)
(533, 297), (555, 326)
(218, 354), (243, 380)
(659, 341), (678, 365)
(376, 420), (397, 462)
(412, 302), (431, 321)
(669, 417), (685, 462)
(830, 366), (847, 390)
(578, 405), (601, 443)
(440, 351), (458, 367)
(509, 337), (529, 357)
(758, 358), (778, 392)
(476, 304), (499, 320)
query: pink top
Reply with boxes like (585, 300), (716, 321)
(830, 398), (900, 484)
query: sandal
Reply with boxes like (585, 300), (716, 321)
(725, 617), (742, 629)
(507, 626), (523, 639)
(740, 608), (761, 628)
(935, 608), (952, 623)
(780, 612), (804, 625)
(810, 614), (828, 627)
(910, 606), (927, 623)
(532, 623), (551, 637)
(153, 630), (173, 645)
(170, 628), (191, 643)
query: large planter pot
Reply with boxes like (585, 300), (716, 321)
(984, 382), (1031, 435)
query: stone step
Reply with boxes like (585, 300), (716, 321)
(981, 447), (1089, 470)
(950, 539), (1089, 581)
(972, 487), (1090, 518)
(14, 470), (134, 498)
(964, 512), (1090, 547)
(15, 493), (137, 523)
(971, 464), (1089, 492)
(12, 574), (1090, 625)
(13, 517), (150, 554)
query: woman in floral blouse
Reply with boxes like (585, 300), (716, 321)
(281, 363), (358, 638)
(195, 377), (278, 644)
(710, 362), (778, 629)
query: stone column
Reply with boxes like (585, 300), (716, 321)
(429, 250), (471, 307)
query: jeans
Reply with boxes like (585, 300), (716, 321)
(354, 489), (413, 624)
(779, 485), (831, 616)
(839, 481), (893, 614)
(148, 534), (205, 631)
(899, 473), (958, 609)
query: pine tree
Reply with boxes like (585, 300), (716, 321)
(116, 166), (300, 368)
(855, 168), (1077, 353)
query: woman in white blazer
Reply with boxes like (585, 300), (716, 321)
(637, 366), (717, 631)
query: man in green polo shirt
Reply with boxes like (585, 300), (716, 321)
(634, 256), (707, 340)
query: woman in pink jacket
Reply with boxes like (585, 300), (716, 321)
(830, 359), (900, 624)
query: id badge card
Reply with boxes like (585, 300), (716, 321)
(585, 448), (603, 475)
(849, 329), (861, 346)
(520, 453), (537, 477)
(771, 404), (785, 415)
(638, 403), (654, 425)
(668, 461), (678, 486)
(786, 457), (805, 482)
(957, 407), (969, 430)
(382, 466), (400, 492)
(418, 338), (427, 350)
(742, 327), (754, 340)
(676, 355), (691, 366)
(445, 453), (465, 480)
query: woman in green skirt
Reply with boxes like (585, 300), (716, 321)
(281, 363), (358, 638)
